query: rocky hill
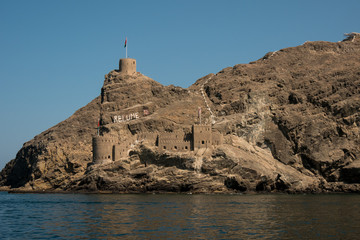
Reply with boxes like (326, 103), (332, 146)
(1, 33), (360, 193)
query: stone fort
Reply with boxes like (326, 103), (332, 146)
(92, 58), (223, 165)
(92, 125), (223, 165)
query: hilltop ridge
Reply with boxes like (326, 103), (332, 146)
(1, 34), (360, 193)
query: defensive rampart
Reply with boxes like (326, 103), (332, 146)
(92, 124), (223, 164)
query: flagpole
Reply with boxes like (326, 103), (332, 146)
(97, 119), (100, 136)
(124, 37), (128, 58)
(198, 107), (202, 124)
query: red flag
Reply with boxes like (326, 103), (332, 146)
(124, 37), (127, 48)
(97, 119), (100, 127)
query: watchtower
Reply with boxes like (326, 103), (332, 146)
(193, 124), (212, 150)
(119, 58), (136, 75)
(92, 135), (118, 164)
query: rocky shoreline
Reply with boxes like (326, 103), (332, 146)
(2, 183), (360, 195)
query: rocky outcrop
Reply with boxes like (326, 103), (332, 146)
(0, 97), (100, 190)
(1, 34), (360, 193)
(66, 138), (320, 194)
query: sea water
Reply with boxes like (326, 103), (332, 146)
(0, 192), (359, 239)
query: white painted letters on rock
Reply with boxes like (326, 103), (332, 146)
(113, 112), (139, 123)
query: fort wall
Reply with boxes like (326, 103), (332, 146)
(114, 140), (133, 160)
(92, 125), (224, 164)
(158, 131), (191, 152)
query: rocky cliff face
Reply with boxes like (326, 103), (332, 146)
(1, 34), (360, 193)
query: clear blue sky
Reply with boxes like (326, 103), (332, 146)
(0, 0), (359, 169)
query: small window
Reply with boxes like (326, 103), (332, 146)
(185, 146), (188, 150)
(108, 155), (111, 159)
(202, 140), (205, 144)
(163, 146), (166, 149)
(174, 146), (177, 150)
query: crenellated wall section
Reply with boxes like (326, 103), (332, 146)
(158, 131), (191, 152)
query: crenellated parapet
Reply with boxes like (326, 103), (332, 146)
(157, 125), (222, 152)
(158, 131), (191, 152)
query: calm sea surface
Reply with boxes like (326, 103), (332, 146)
(0, 192), (359, 239)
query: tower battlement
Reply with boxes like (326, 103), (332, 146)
(92, 135), (118, 164)
(193, 124), (212, 150)
(119, 58), (136, 75)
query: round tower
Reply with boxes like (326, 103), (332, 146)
(119, 58), (136, 75)
(92, 135), (118, 165)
